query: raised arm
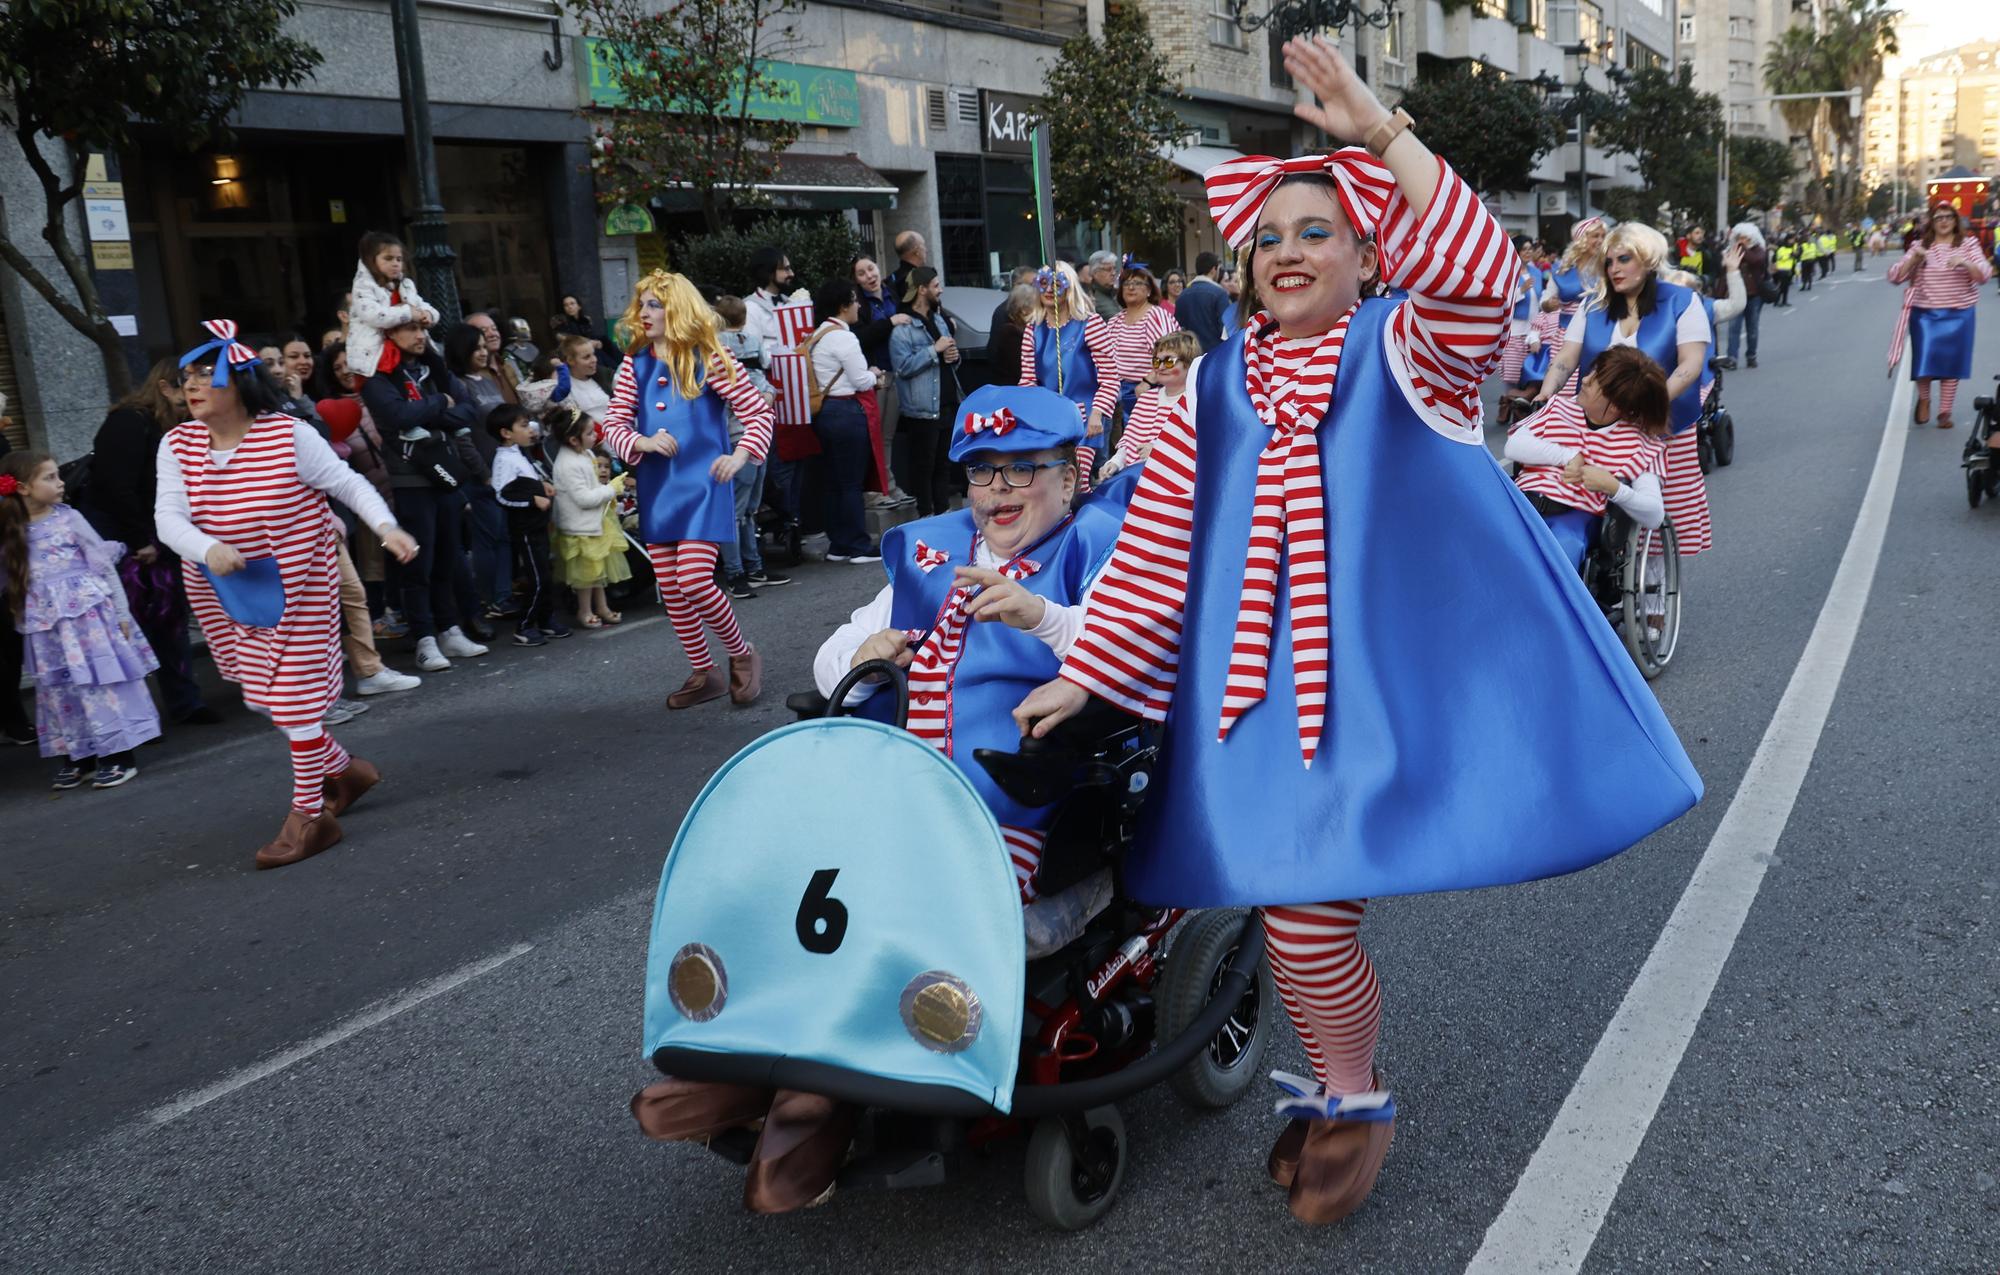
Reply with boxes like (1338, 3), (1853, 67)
(1886, 243), (1924, 285)
(598, 357), (645, 465)
(706, 350), (773, 462)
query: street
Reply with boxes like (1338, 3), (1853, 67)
(3, 270), (1996, 1273)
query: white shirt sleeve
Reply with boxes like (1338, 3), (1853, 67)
(1564, 306), (1588, 345)
(1502, 422), (1580, 467)
(153, 437), (218, 564)
(815, 581), (897, 705)
(1709, 269), (1747, 325)
(1608, 471), (1665, 528)
(1676, 297), (1713, 346)
(291, 423), (397, 533)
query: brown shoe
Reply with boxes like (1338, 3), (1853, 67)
(630, 1076), (774, 1143)
(1938, 412), (1954, 430)
(254, 809), (344, 870)
(728, 647), (762, 705)
(743, 1089), (856, 1214)
(322, 757), (380, 818)
(1268, 1117), (1309, 1188)
(665, 667), (727, 710)
(1915, 394), (1931, 424)
(1286, 1075), (1395, 1226)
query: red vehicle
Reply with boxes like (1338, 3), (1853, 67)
(1927, 176), (1995, 254)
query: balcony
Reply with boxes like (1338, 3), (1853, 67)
(867, 0), (1089, 38)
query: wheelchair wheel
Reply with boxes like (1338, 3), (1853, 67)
(1023, 1105), (1126, 1231)
(1713, 409), (1736, 467)
(1620, 520), (1681, 680)
(1159, 909), (1275, 1110)
(1696, 422), (1716, 475)
(1970, 467), (1985, 510)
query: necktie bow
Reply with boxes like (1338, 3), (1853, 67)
(1203, 148), (1396, 250)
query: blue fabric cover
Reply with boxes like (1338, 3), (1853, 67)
(627, 350), (733, 543)
(199, 557), (285, 628)
(643, 718), (1026, 1111)
(1032, 320), (1103, 442)
(867, 504), (1123, 830)
(1123, 300), (1702, 907)
(1578, 281), (1702, 432)
(1909, 306), (1976, 381)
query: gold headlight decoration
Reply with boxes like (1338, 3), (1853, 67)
(900, 971), (982, 1053)
(668, 943), (727, 1022)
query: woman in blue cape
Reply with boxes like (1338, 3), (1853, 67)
(1015, 38), (1700, 1226)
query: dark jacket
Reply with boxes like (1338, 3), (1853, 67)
(988, 303), (1024, 388)
(1736, 245), (1769, 300)
(85, 405), (170, 551)
(853, 287), (899, 369)
(359, 341), (483, 490)
(1176, 276), (1230, 352)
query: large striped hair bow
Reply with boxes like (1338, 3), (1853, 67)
(1203, 148), (1395, 250)
(962, 406), (1017, 438)
(178, 319), (263, 387)
(1571, 216), (1605, 239)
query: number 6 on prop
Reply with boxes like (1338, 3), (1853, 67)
(796, 868), (849, 954)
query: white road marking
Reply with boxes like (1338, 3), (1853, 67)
(142, 943), (534, 1127)
(1466, 367), (1914, 1273)
(597, 612), (666, 639)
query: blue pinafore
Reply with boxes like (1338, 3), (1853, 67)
(1576, 280), (1702, 432)
(627, 350), (734, 543)
(1908, 308), (1976, 381)
(1123, 301), (1702, 908)
(864, 504), (1124, 831)
(1032, 320), (1103, 446)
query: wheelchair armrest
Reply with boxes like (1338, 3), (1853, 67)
(785, 689), (831, 721)
(1707, 356), (1727, 373)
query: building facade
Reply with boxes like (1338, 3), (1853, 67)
(1863, 41), (2000, 199)
(1675, 0), (1797, 144)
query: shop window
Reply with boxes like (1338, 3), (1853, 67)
(935, 154), (1049, 288)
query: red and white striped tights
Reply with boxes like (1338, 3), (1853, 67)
(1259, 900), (1381, 1096)
(284, 728), (351, 815)
(1919, 378), (1960, 418)
(647, 541), (749, 670)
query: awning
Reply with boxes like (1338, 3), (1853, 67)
(1163, 142), (1248, 181)
(649, 152), (898, 214)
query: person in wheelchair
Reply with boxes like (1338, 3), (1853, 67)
(1504, 346), (1670, 570)
(812, 382), (1124, 907)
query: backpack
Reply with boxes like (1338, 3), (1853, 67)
(57, 451), (93, 510)
(799, 323), (837, 416)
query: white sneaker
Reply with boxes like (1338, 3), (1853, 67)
(322, 698), (370, 727)
(438, 626), (489, 658)
(416, 636), (451, 672)
(355, 668), (422, 696)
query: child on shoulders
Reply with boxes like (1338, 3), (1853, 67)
(344, 232), (440, 379)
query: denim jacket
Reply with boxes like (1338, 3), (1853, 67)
(888, 308), (958, 419)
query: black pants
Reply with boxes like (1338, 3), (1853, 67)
(513, 529), (557, 631)
(1774, 269), (1792, 305)
(391, 485), (475, 639)
(0, 620), (32, 738)
(893, 416), (953, 517)
(810, 397), (872, 556)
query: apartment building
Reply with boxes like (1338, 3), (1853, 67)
(1675, 0), (1798, 144)
(1864, 40), (2000, 197)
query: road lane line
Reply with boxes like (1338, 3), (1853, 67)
(143, 942), (534, 1127)
(1466, 367), (1914, 1273)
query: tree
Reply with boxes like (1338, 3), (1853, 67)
(571, 0), (804, 234)
(1763, 1), (1899, 220)
(1042, 4), (1186, 246)
(671, 215), (862, 297)
(1392, 70), (1560, 195)
(1590, 64), (1724, 226)
(0, 1), (322, 398)
(1727, 135), (1796, 221)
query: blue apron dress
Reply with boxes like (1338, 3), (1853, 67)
(1576, 281), (1703, 432)
(628, 350), (734, 543)
(1033, 320), (1104, 447)
(1909, 307), (1976, 381)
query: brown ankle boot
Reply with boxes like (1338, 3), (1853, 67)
(1286, 1071), (1395, 1226)
(254, 809), (344, 870)
(728, 647), (762, 705)
(666, 667), (726, 710)
(322, 757), (380, 818)
(743, 1089), (855, 1214)
(1268, 1118), (1309, 1188)
(630, 1077), (774, 1143)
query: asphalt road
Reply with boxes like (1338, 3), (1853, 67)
(4, 265), (1995, 1273)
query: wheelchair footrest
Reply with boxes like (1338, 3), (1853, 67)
(838, 1147), (949, 1192)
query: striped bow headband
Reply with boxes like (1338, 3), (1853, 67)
(912, 540), (950, 573)
(1570, 216), (1606, 240)
(178, 319), (263, 387)
(963, 407), (1017, 438)
(1203, 148), (1396, 250)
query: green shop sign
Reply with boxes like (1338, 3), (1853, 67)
(579, 38), (860, 128)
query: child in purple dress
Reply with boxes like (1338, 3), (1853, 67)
(0, 451), (161, 789)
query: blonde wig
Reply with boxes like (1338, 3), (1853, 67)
(617, 269), (735, 399)
(1588, 222), (1670, 314)
(1559, 216), (1610, 274)
(1032, 261), (1093, 327)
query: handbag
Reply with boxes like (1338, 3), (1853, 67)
(399, 429), (463, 490)
(1757, 275), (1779, 304)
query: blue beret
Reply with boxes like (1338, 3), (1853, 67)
(948, 384), (1085, 463)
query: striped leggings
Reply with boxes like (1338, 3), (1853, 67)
(1918, 378), (1960, 418)
(1259, 900), (1381, 1096)
(283, 725), (351, 816)
(647, 541), (749, 670)
(1499, 330), (1528, 386)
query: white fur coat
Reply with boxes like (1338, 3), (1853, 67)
(344, 260), (441, 378)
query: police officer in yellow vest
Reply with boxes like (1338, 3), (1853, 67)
(1772, 238), (1798, 306)
(1816, 230), (1838, 280)
(1798, 232), (1819, 291)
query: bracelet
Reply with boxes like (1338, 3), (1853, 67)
(1365, 108), (1414, 158)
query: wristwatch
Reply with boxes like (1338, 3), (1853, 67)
(1365, 108), (1414, 158)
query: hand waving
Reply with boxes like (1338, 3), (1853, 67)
(1282, 36), (1391, 145)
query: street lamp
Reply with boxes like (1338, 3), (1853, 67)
(1531, 50), (1628, 222)
(1231, 0), (1402, 40)
(388, 0), (462, 326)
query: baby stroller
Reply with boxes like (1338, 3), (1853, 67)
(639, 662), (1275, 1230)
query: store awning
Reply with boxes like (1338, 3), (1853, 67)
(649, 152), (897, 213)
(1162, 141), (1248, 182)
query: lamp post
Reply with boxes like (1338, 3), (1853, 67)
(1532, 51), (1626, 223)
(389, 0), (462, 325)
(1231, 0), (1401, 42)
(1716, 89), (1861, 237)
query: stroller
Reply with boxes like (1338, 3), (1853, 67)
(638, 662), (1275, 1229)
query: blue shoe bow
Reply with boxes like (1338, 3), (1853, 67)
(1269, 1070), (1397, 1123)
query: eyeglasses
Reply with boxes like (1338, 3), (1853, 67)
(965, 459), (1071, 488)
(181, 364), (216, 386)
(1151, 355), (1182, 370)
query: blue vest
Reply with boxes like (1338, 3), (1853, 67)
(1513, 265), (1542, 322)
(628, 350), (734, 543)
(1578, 281), (1702, 432)
(1032, 320), (1102, 440)
(1549, 265), (1591, 308)
(865, 504), (1124, 829)
(1125, 302), (1702, 907)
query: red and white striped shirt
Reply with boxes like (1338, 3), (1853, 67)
(1887, 237), (1992, 309)
(1508, 396), (1665, 517)
(600, 349), (775, 465)
(1102, 304), (1180, 384)
(1018, 312), (1122, 421)
(1115, 384), (1186, 466)
(1060, 158), (1517, 723)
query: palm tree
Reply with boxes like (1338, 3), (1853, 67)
(1821, 0), (1900, 215)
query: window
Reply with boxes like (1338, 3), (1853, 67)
(1269, 25), (1294, 89)
(1383, 10), (1406, 63)
(1678, 14), (1694, 41)
(1627, 36), (1663, 70)
(1578, 0), (1604, 56)
(1210, 0), (1244, 49)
